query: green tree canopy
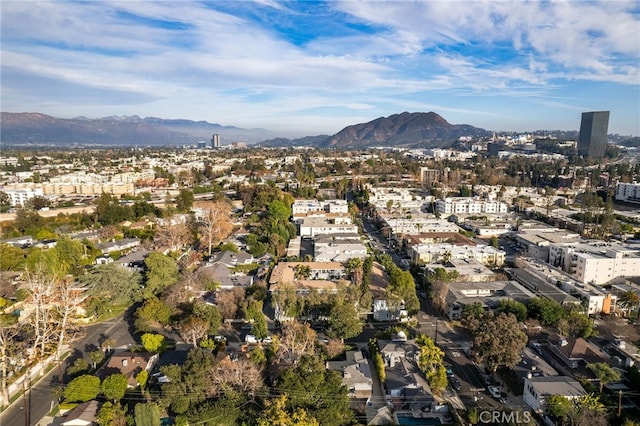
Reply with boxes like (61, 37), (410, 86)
(328, 299), (363, 341)
(134, 402), (161, 426)
(101, 373), (128, 402)
(527, 297), (565, 326)
(497, 299), (528, 322)
(588, 362), (621, 392)
(141, 333), (166, 353)
(0, 244), (26, 271)
(96, 402), (127, 426)
(134, 297), (172, 333)
(64, 375), (101, 402)
(143, 252), (179, 299)
(277, 355), (353, 426)
(81, 263), (142, 306)
(545, 395), (572, 420)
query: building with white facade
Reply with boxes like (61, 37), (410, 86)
(313, 234), (367, 263)
(291, 199), (349, 217)
(616, 182), (640, 204)
(549, 241), (640, 284)
(3, 188), (44, 207)
(523, 376), (586, 414)
(435, 197), (508, 215)
(409, 243), (505, 267)
(297, 217), (358, 239)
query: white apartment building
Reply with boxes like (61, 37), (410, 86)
(616, 182), (640, 204)
(3, 187), (44, 206)
(409, 243), (505, 267)
(367, 186), (428, 210)
(291, 199), (349, 217)
(297, 217), (359, 239)
(549, 241), (640, 284)
(435, 197), (508, 215)
(382, 217), (461, 236)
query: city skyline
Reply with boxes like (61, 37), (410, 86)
(1, 1), (639, 137)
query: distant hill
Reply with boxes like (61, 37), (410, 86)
(1, 111), (490, 148)
(321, 111), (490, 148)
(0, 113), (277, 146)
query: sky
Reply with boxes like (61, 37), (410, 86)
(2, 1), (639, 138)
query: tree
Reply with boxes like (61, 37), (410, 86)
(328, 299), (362, 341)
(415, 334), (447, 393)
(52, 237), (85, 276)
(64, 375), (101, 402)
(545, 395), (572, 421)
(462, 302), (485, 320)
(0, 324), (19, 406)
(97, 402), (127, 426)
(175, 188), (194, 212)
(134, 402), (161, 426)
(257, 394), (320, 426)
(134, 297), (171, 332)
(0, 244), (25, 271)
(275, 320), (317, 367)
(101, 374), (128, 402)
(194, 200), (233, 257)
(215, 287), (246, 320)
(467, 312), (528, 372)
(277, 355), (354, 426)
(66, 358), (89, 376)
(618, 290), (640, 320)
(498, 299), (528, 322)
(153, 222), (192, 252)
(527, 297), (565, 326)
(177, 317), (208, 346)
(143, 252), (178, 299)
(588, 362), (621, 392)
(346, 257), (364, 287)
(81, 263), (142, 313)
(88, 350), (105, 369)
(0, 191), (10, 213)
(141, 333), (166, 353)
(246, 300), (268, 340)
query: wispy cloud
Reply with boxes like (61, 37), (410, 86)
(1, 0), (638, 136)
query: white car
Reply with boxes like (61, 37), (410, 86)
(244, 334), (258, 344)
(488, 386), (501, 399)
(261, 336), (272, 344)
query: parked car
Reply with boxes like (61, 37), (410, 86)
(261, 336), (272, 344)
(244, 334), (258, 344)
(488, 386), (501, 399)
(449, 376), (461, 391)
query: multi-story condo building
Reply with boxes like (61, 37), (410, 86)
(435, 197), (508, 215)
(3, 188), (44, 207)
(549, 241), (640, 284)
(615, 182), (640, 205)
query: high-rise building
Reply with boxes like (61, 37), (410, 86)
(577, 111), (609, 159)
(211, 133), (220, 148)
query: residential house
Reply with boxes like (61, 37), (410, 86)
(60, 400), (100, 426)
(198, 262), (254, 290)
(96, 238), (141, 255)
(373, 299), (408, 323)
(100, 351), (158, 388)
(523, 376), (586, 414)
(327, 350), (373, 399)
(378, 339), (441, 420)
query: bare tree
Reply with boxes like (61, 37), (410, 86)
(54, 277), (85, 361)
(431, 281), (449, 314)
(178, 317), (209, 346)
(23, 268), (58, 360)
(154, 222), (192, 252)
(193, 200), (233, 257)
(275, 320), (317, 367)
(215, 287), (246, 320)
(0, 324), (19, 407)
(212, 358), (262, 397)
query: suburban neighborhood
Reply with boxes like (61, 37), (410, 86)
(1, 139), (640, 426)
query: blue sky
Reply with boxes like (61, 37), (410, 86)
(2, 1), (639, 137)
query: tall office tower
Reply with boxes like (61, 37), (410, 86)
(211, 133), (220, 148)
(577, 111), (609, 159)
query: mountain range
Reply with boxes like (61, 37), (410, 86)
(0, 111), (489, 148)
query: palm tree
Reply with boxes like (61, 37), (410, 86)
(588, 362), (620, 392)
(294, 264), (311, 280)
(618, 290), (640, 321)
(346, 258), (364, 287)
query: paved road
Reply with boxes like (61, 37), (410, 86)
(1, 315), (136, 426)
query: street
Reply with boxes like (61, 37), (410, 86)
(1, 315), (136, 426)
